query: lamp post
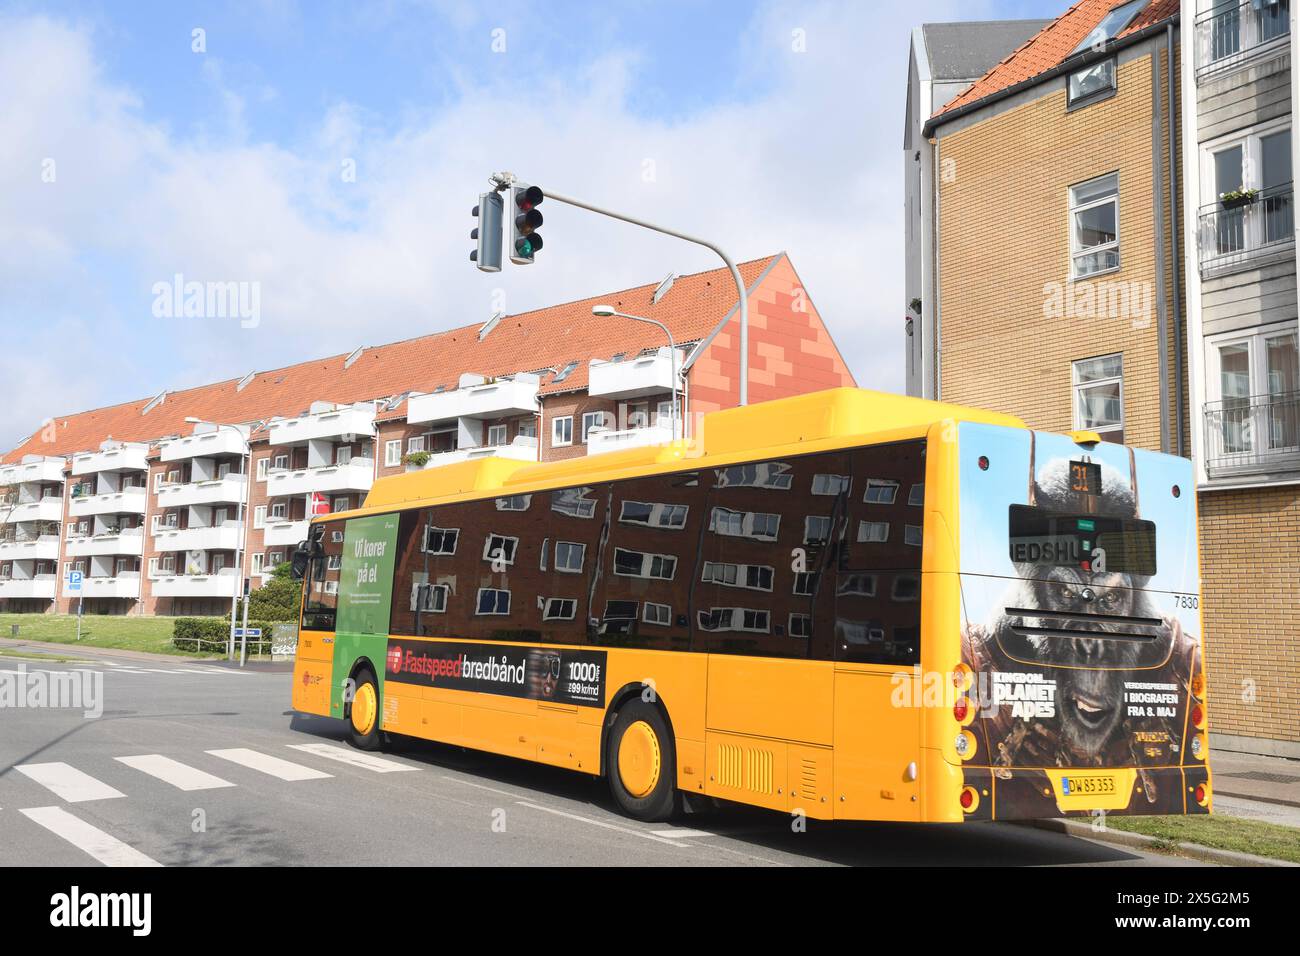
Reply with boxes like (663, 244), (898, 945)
(591, 305), (680, 441)
(185, 417), (250, 661)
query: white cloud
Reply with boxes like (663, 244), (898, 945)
(0, 1), (980, 451)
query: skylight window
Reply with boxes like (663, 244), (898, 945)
(1071, 0), (1148, 56)
(553, 360), (579, 383)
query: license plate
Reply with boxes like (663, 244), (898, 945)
(1062, 774), (1115, 796)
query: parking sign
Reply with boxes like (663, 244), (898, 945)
(67, 570), (83, 594)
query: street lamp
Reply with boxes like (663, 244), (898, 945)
(591, 305), (680, 440)
(185, 417), (250, 661)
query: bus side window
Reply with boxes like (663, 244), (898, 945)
(692, 453), (842, 660)
(835, 441), (925, 665)
(301, 519), (345, 631)
(592, 474), (702, 652)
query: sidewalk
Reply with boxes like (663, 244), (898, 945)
(1212, 749), (1300, 810)
(0, 635), (293, 672)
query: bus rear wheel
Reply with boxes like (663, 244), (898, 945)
(606, 700), (680, 822)
(347, 668), (383, 751)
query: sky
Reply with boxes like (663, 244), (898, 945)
(0, 0), (1066, 452)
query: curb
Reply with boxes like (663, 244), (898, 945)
(1215, 787), (1300, 811)
(1030, 818), (1298, 867)
(0, 636), (222, 664)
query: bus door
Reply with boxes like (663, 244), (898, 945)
(696, 452), (844, 814)
(831, 440), (927, 822)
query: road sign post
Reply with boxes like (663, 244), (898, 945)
(68, 571), (84, 640)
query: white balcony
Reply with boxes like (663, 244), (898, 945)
(588, 348), (682, 400)
(420, 437), (538, 469)
(66, 528), (145, 558)
(264, 519), (310, 547)
(0, 458), (66, 486)
(0, 575), (57, 600)
(587, 423), (677, 455)
(71, 444), (149, 477)
(82, 574), (142, 600)
(3, 497), (64, 524)
(152, 522), (242, 554)
(266, 458), (374, 497)
(68, 485), (147, 518)
(267, 403), (377, 446)
(0, 535), (60, 562)
(407, 376), (539, 425)
(151, 570), (241, 598)
(158, 429), (248, 463)
(155, 474), (247, 509)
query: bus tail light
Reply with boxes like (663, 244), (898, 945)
(960, 786), (979, 813)
(1193, 782), (1209, 807)
(1190, 703), (1206, 730)
(1190, 672), (1205, 699)
(953, 696), (970, 723)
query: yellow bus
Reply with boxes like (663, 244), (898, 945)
(289, 388), (1210, 823)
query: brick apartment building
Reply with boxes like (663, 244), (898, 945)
(909, 0), (1300, 759)
(0, 254), (855, 619)
(907, 0), (1299, 757)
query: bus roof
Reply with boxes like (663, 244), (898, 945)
(345, 388), (1024, 516)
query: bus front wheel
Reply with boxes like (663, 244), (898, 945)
(347, 668), (383, 751)
(606, 700), (680, 822)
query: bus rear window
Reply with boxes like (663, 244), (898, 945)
(1008, 505), (1156, 576)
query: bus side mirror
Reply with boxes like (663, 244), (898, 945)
(290, 543), (311, 580)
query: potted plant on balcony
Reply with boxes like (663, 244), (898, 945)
(403, 451), (431, 471)
(1219, 187), (1260, 210)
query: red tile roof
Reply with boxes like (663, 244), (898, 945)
(932, 0), (1178, 120)
(5, 256), (778, 463)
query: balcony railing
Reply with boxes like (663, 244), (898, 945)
(1204, 390), (1300, 477)
(1198, 183), (1294, 273)
(1195, 0), (1291, 78)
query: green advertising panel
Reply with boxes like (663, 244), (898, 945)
(336, 513), (399, 637)
(329, 512), (400, 719)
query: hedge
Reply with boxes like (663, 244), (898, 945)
(171, 617), (291, 653)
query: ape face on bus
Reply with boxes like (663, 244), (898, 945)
(1007, 565), (1145, 757)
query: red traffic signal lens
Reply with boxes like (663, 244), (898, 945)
(516, 185), (544, 210)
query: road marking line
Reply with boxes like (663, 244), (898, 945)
(286, 743), (415, 773)
(19, 806), (161, 867)
(15, 762), (126, 803)
(206, 748), (332, 781)
(649, 828), (717, 839)
(514, 801), (691, 848)
(115, 755), (236, 791)
(439, 776), (522, 798)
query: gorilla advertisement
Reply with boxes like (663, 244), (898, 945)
(957, 424), (1206, 817)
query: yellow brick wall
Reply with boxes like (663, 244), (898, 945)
(936, 51), (1172, 453)
(1198, 486), (1300, 744)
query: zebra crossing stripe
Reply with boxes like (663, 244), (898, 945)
(205, 748), (332, 781)
(286, 743), (415, 773)
(20, 806), (161, 867)
(15, 762), (125, 803)
(115, 755), (235, 791)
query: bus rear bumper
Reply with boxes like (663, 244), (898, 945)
(956, 764), (1212, 822)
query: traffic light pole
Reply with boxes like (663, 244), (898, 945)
(494, 176), (749, 407)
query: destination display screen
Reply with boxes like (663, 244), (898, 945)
(1008, 505), (1157, 575)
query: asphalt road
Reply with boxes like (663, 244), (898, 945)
(0, 648), (1208, 867)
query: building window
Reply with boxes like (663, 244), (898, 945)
(407, 436), (426, 454)
(1070, 172), (1120, 278)
(864, 479), (899, 504)
(788, 613), (812, 638)
(804, 515), (832, 545)
(1073, 353), (1125, 442)
(482, 533), (518, 565)
(552, 416), (573, 447)
(251, 553), (264, 575)
(709, 507), (780, 540)
(422, 525), (458, 555)
(495, 495), (531, 511)
(613, 547), (676, 580)
(1206, 326), (1299, 460)
(1067, 57), (1116, 107)
(253, 505), (267, 529)
(385, 440), (402, 467)
(619, 500), (688, 529)
(811, 473), (851, 496)
(256, 458), (269, 481)
(554, 540), (585, 572)
(270, 502), (287, 519)
(415, 582), (449, 613)
(1203, 124), (1293, 266)
(476, 588), (511, 616)
(542, 597), (577, 621)
(518, 419), (537, 439)
(904, 525), (924, 547)
(858, 520), (890, 543)
(487, 424), (508, 446)
(643, 602), (671, 626)
(581, 411), (610, 443)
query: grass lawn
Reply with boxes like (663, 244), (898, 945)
(0, 614), (215, 657)
(1106, 813), (1300, 863)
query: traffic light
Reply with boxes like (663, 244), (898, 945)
(470, 191), (503, 273)
(508, 183), (544, 264)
